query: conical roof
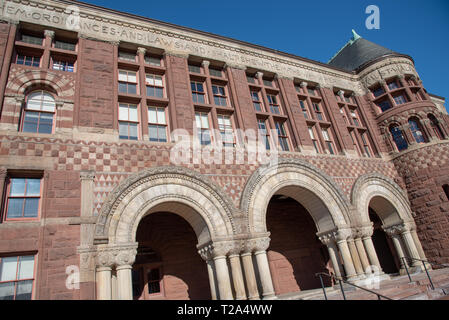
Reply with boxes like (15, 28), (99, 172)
(328, 30), (399, 72)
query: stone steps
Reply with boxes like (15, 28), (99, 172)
(287, 268), (449, 300)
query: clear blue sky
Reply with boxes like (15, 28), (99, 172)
(84, 0), (449, 110)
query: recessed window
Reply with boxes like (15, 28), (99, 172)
(267, 94), (281, 115)
(148, 106), (168, 143)
(247, 75), (256, 84)
(313, 103), (324, 121)
(195, 112), (211, 146)
(54, 40), (76, 51)
(258, 119), (270, 150)
(217, 114), (235, 147)
(388, 81), (400, 91)
(212, 85), (227, 107)
(307, 88), (316, 96)
(361, 132), (372, 157)
(0, 255), (35, 300)
(21, 34), (43, 46)
(119, 51), (136, 62)
(145, 56), (161, 66)
(4, 178), (41, 220)
(16, 54), (40, 67)
(251, 91), (263, 112)
(377, 100), (392, 112)
(21, 91), (56, 134)
(390, 125), (408, 152)
(188, 64), (201, 74)
(118, 103), (139, 140)
(300, 100), (309, 119)
(393, 94), (407, 106)
(118, 70), (138, 95)
(275, 121), (289, 152)
(409, 118), (428, 144)
(351, 109), (360, 127)
(340, 107), (348, 124)
(263, 79), (273, 87)
(52, 59), (74, 72)
(209, 68), (223, 78)
(146, 74), (164, 98)
(372, 86), (385, 97)
(429, 114), (444, 140)
(309, 127), (321, 154)
(191, 81), (206, 104)
(322, 128), (335, 155)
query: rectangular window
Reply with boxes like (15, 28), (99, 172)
(388, 81), (400, 91)
(16, 55), (40, 67)
(52, 60), (74, 72)
(54, 40), (76, 51)
(344, 96), (352, 104)
(300, 100), (309, 119)
(361, 132), (372, 157)
(350, 130), (363, 156)
(263, 79), (273, 87)
(247, 75), (256, 84)
(351, 110), (360, 127)
(118, 70), (138, 95)
(393, 94), (407, 106)
(147, 268), (162, 295)
(191, 82), (206, 104)
(4, 178), (41, 220)
(119, 51), (136, 62)
(322, 128), (335, 155)
(195, 112), (211, 145)
(0, 255), (35, 300)
(267, 94), (281, 115)
(258, 119), (271, 150)
(146, 74), (164, 98)
(275, 121), (290, 151)
(372, 87), (385, 97)
(313, 103), (325, 121)
(309, 127), (321, 154)
(148, 107), (168, 143)
(209, 68), (223, 78)
(251, 91), (263, 112)
(217, 114), (235, 147)
(307, 88), (316, 96)
(212, 85), (228, 107)
(188, 65), (201, 74)
(118, 103), (139, 140)
(145, 56), (161, 66)
(340, 108), (348, 124)
(377, 100), (392, 112)
(21, 34), (43, 46)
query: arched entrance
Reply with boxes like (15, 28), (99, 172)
(266, 195), (331, 295)
(242, 159), (355, 298)
(133, 210), (211, 300)
(369, 208), (400, 275)
(92, 167), (237, 300)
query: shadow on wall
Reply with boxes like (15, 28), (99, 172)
(266, 197), (332, 295)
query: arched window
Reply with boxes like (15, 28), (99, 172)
(408, 118), (428, 144)
(21, 91), (56, 134)
(390, 125), (408, 152)
(428, 114), (444, 140)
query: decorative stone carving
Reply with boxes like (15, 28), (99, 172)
(318, 230), (338, 246)
(137, 47), (147, 55)
(300, 81), (308, 88)
(255, 72), (264, 80)
(95, 243), (138, 268)
(44, 29), (55, 38)
(245, 237), (271, 253)
(80, 171), (96, 181)
(202, 60), (210, 69)
(336, 228), (352, 242)
(383, 224), (405, 237)
(358, 225), (374, 239)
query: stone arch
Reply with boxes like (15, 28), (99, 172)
(6, 69), (74, 98)
(94, 166), (237, 246)
(351, 173), (413, 226)
(241, 158), (351, 234)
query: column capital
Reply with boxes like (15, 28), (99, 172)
(80, 170), (96, 181)
(44, 30), (55, 39)
(255, 72), (264, 80)
(357, 224), (374, 239)
(202, 60), (211, 69)
(318, 229), (338, 246)
(198, 241), (236, 260)
(244, 237), (271, 254)
(137, 47), (147, 55)
(95, 243), (138, 268)
(300, 81), (308, 88)
(383, 224), (405, 237)
(337, 90), (345, 98)
(335, 227), (353, 242)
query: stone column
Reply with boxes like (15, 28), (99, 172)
(241, 252), (260, 300)
(228, 242), (247, 300)
(319, 231), (343, 278)
(43, 30), (54, 69)
(252, 238), (276, 300)
(360, 226), (383, 272)
(95, 252), (114, 300)
(347, 235), (365, 278)
(336, 228), (358, 281)
(400, 224), (422, 268)
(210, 242), (235, 300)
(198, 246), (219, 300)
(115, 244), (138, 300)
(384, 226), (409, 271)
(354, 235), (371, 275)
(408, 223), (429, 263)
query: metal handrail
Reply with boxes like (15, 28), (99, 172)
(315, 272), (393, 301)
(401, 256), (449, 291)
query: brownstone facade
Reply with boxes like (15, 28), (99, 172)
(0, 0), (447, 301)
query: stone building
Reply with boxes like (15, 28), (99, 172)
(0, 0), (448, 300)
